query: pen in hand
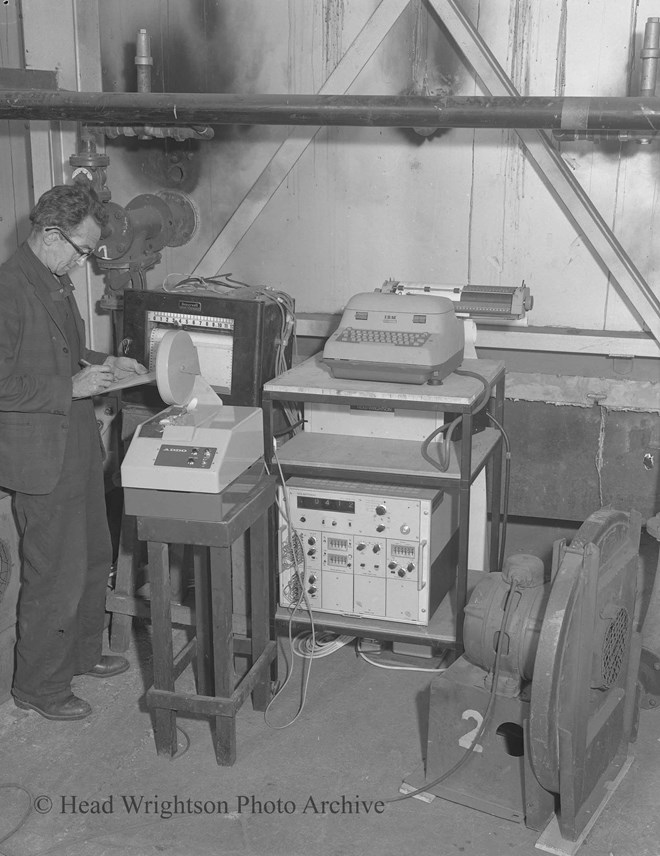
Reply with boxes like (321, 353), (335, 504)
(78, 358), (113, 379)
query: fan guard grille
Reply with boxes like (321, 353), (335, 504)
(601, 607), (629, 688)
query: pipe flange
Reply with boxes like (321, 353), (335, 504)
(156, 190), (198, 247)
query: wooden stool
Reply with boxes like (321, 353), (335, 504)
(134, 471), (277, 765)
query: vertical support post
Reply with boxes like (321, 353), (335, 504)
(21, 0), (106, 346)
(487, 373), (505, 573)
(456, 407), (473, 651)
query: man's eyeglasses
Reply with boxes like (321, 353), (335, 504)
(45, 227), (95, 259)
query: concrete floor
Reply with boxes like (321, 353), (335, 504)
(1, 520), (659, 856)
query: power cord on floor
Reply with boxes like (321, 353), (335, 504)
(0, 782), (34, 855)
(356, 641), (450, 673)
(290, 632), (451, 673)
(292, 631), (354, 658)
(264, 586), (316, 729)
(386, 579), (521, 803)
(172, 724), (191, 759)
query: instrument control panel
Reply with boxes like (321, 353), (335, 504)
(278, 478), (456, 625)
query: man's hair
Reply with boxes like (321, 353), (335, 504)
(29, 184), (108, 232)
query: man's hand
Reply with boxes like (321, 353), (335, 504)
(72, 364), (114, 399)
(103, 355), (149, 381)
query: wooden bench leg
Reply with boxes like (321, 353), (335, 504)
(210, 545), (236, 766)
(154, 708), (178, 757)
(148, 540), (178, 757)
(212, 715), (237, 766)
(107, 513), (137, 652)
(249, 515), (272, 712)
(193, 546), (213, 696)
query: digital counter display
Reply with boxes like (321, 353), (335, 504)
(297, 496), (356, 514)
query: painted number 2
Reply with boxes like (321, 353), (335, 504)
(458, 709), (484, 753)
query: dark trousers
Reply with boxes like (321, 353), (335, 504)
(12, 400), (112, 703)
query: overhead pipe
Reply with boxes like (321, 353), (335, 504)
(554, 16), (660, 144)
(640, 17), (660, 96)
(135, 28), (153, 95)
(93, 28), (213, 142)
(4, 91), (660, 131)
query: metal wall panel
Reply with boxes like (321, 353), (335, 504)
(506, 401), (660, 520)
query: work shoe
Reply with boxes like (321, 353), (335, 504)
(82, 654), (130, 678)
(14, 693), (92, 721)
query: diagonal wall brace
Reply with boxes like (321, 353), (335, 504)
(424, 0), (660, 347)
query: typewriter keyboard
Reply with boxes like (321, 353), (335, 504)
(335, 328), (430, 346)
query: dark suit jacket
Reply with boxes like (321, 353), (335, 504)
(0, 243), (107, 494)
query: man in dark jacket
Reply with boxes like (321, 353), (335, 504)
(0, 184), (146, 721)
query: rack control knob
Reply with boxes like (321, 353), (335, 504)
(388, 561), (398, 570)
(375, 504), (387, 516)
(376, 524), (386, 533)
(307, 536), (316, 545)
(400, 524), (411, 535)
(308, 586), (317, 594)
(308, 574), (317, 583)
(398, 569), (406, 577)
(356, 542), (366, 551)
(372, 544), (381, 553)
(307, 549), (316, 557)
(407, 563), (416, 572)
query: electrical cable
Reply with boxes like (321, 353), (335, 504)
(420, 369), (490, 473)
(386, 579), (521, 803)
(420, 367), (511, 572)
(263, 446), (316, 729)
(289, 633), (451, 672)
(292, 631), (354, 658)
(486, 410), (512, 573)
(161, 272), (300, 429)
(357, 641), (450, 673)
(274, 417), (307, 438)
(172, 724), (191, 759)
(0, 782), (34, 852)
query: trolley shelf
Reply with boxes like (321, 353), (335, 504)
(275, 571), (486, 647)
(263, 354), (506, 650)
(275, 427), (501, 486)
